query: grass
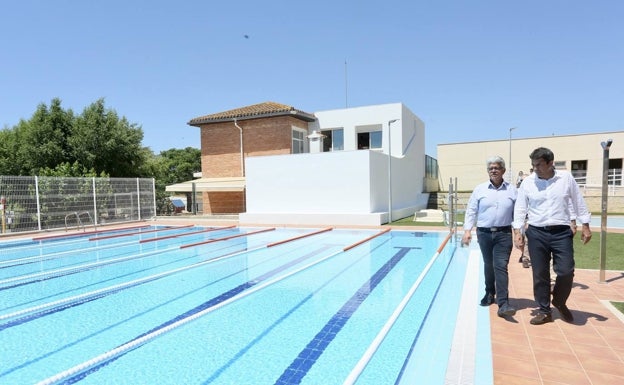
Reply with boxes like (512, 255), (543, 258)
(390, 213), (624, 270)
(612, 301), (624, 315)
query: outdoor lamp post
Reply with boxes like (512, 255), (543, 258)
(387, 119), (399, 224)
(599, 139), (613, 283)
(509, 127), (516, 182)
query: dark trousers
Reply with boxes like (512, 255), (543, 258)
(477, 229), (513, 306)
(526, 225), (575, 314)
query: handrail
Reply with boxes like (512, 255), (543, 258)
(343, 231), (453, 385)
(64, 212), (84, 232)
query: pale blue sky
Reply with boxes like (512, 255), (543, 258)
(1, 0), (622, 157)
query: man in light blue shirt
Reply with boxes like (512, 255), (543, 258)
(462, 156), (517, 318)
(513, 147), (592, 325)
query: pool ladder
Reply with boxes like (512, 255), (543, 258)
(64, 211), (97, 232)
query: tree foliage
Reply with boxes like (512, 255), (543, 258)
(0, 98), (201, 213)
(0, 98), (147, 177)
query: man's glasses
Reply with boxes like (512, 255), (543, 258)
(488, 167), (502, 171)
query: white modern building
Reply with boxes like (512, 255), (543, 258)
(239, 103), (430, 226)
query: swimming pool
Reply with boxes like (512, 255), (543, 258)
(0, 225), (475, 384)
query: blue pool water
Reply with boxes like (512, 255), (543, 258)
(0, 225), (471, 384)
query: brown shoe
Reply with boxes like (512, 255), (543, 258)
(530, 313), (553, 325)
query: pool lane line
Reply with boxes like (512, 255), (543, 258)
(139, 225), (237, 243)
(88, 224), (195, 241)
(180, 227), (276, 248)
(1, 228), (277, 290)
(343, 227), (391, 251)
(1, 228), (335, 328)
(0, 238), (145, 269)
(343, 231), (453, 385)
(274, 243), (417, 385)
(31, 224), (151, 242)
(0, 245), (258, 330)
(0, 246), (182, 291)
(36, 230), (385, 385)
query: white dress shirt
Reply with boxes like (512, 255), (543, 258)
(513, 170), (590, 229)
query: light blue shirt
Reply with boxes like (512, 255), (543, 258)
(513, 170), (590, 228)
(464, 180), (517, 230)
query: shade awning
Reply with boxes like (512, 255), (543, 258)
(165, 177), (246, 192)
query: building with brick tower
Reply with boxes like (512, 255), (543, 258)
(167, 101), (434, 226)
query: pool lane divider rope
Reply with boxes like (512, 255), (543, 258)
(342, 231), (453, 385)
(139, 225), (237, 243)
(0, 238), (148, 269)
(343, 227), (391, 251)
(179, 227), (276, 248)
(31, 224), (151, 242)
(35, 228), (387, 385)
(88, 224), (195, 241)
(1, 228), (334, 329)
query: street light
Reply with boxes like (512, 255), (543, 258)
(388, 119), (399, 224)
(599, 139), (613, 283)
(509, 127), (516, 182)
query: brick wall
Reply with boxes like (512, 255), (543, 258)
(197, 115), (309, 214)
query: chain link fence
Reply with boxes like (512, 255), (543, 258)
(0, 176), (156, 234)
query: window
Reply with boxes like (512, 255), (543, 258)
(321, 128), (344, 152)
(292, 129), (305, 154)
(571, 160), (587, 185)
(609, 158), (623, 186)
(357, 131), (382, 150)
(554, 161), (566, 170)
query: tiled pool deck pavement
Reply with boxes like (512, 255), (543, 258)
(492, 246), (624, 385)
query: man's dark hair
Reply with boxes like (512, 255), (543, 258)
(529, 147), (554, 163)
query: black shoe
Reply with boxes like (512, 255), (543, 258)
(497, 303), (517, 317)
(480, 293), (495, 306)
(553, 302), (574, 323)
(518, 255), (523, 263)
(530, 313), (553, 325)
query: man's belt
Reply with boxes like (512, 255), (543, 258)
(477, 226), (512, 232)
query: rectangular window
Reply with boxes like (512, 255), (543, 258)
(554, 161), (566, 169)
(356, 128), (382, 150)
(292, 129), (305, 154)
(321, 128), (344, 152)
(571, 160), (587, 185)
(609, 158), (623, 186)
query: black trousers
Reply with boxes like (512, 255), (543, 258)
(526, 225), (575, 314)
(477, 228), (513, 306)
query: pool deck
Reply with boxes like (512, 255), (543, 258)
(491, 246), (624, 385)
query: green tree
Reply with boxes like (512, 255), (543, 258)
(70, 99), (146, 177)
(12, 98), (75, 174)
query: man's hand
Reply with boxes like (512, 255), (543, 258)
(513, 230), (525, 249)
(581, 224), (592, 244)
(461, 230), (471, 247)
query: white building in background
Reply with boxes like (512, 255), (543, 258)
(239, 103), (429, 226)
(437, 131), (624, 193)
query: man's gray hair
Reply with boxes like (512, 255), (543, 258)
(486, 156), (506, 169)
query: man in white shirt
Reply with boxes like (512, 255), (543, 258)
(513, 147), (592, 325)
(462, 156), (517, 318)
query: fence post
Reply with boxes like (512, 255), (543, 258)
(35, 176), (42, 231)
(92, 177), (99, 225)
(136, 178), (142, 221)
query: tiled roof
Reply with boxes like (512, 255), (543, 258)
(188, 101), (316, 125)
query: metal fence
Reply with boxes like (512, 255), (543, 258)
(0, 176), (156, 234)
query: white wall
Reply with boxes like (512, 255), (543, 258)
(240, 103), (428, 226)
(438, 131), (624, 192)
